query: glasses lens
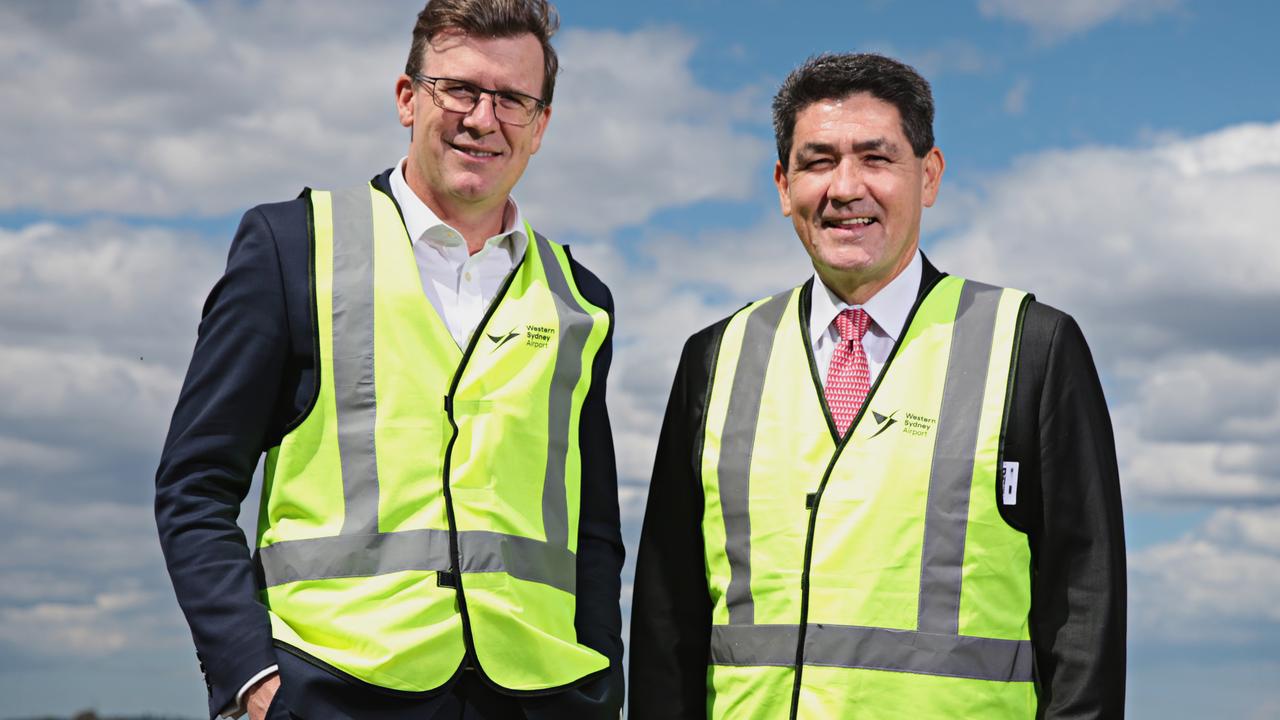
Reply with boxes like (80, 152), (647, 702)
(431, 79), (479, 113)
(493, 93), (539, 125)
(426, 78), (541, 126)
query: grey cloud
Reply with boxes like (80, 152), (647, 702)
(1130, 354), (1280, 444)
(0, 221), (223, 502)
(0, 222), (220, 367)
(1, 0), (418, 217)
(521, 27), (771, 236)
(0, 489), (191, 669)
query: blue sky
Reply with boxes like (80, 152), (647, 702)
(1, 1), (1278, 717)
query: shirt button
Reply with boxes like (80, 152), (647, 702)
(464, 272), (472, 282)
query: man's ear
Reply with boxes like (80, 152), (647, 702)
(528, 104), (552, 156)
(921, 146), (945, 208)
(774, 161), (793, 217)
(395, 74), (415, 129)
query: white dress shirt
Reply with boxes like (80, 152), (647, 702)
(390, 156), (529, 348)
(809, 250), (923, 387)
(226, 161), (528, 717)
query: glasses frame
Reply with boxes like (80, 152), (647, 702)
(413, 74), (547, 127)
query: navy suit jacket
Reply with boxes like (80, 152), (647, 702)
(156, 169), (624, 719)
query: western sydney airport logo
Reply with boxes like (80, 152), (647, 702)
(866, 409), (936, 438)
(486, 328), (521, 349)
(486, 324), (557, 350)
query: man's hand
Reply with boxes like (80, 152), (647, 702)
(245, 673), (281, 720)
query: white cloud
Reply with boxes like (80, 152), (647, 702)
(978, 0), (1182, 40)
(592, 120), (1280, 509)
(1003, 76), (1030, 115)
(0, 3), (1274, 704)
(1131, 506), (1280, 646)
(928, 121), (1280, 505)
(0, 585), (186, 659)
(861, 39), (997, 79)
(0, 2), (768, 236)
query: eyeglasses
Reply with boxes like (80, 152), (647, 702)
(413, 74), (546, 126)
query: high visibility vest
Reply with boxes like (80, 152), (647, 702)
(701, 276), (1035, 719)
(252, 184), (611, 693)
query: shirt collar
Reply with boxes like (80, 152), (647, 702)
(389, 156), (529, 257)
(809, 250), (923, 343)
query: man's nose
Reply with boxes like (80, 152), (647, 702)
(828, 159), (866, 203)
(462, 92), (500, 133)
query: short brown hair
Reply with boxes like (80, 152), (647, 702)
(405, 0), (560, 103)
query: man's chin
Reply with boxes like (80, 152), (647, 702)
(816, 252), (877, 277)
(442, 176), (504, 204)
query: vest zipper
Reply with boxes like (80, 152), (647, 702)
(437, 244), (611, 698)
(439, 258), (523, 686)
(788, 274), (945, 720)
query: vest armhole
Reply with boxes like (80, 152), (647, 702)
(995, 291), (1035, 536)
(691, 319), (732, 510)
(279, 187), (324, 438)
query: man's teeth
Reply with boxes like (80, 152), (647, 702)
(832, 217), (874, 226)
(460, 148), (499, 157)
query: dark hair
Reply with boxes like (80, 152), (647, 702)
(772, 53), (935, 169)
(406, 0), (560, 103)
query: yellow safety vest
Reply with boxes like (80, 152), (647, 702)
(701, 276), (1035, 719)
(253, 184), (611, 693)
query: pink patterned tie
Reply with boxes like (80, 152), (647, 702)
(825, 308), (871, 437)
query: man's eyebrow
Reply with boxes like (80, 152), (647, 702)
(795, 138), (903, 159)
(852, 138), (900, 154)
(795, 141), (837, 158)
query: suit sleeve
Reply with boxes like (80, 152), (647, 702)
(155, 208), (288, 718)
(1027, 312), (1127, 719)
(629, 332), (716, 720)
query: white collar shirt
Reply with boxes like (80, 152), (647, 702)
(809, 250), (923, 388)
(389, 156), (529, 348)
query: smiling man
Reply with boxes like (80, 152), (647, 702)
(156, 2), (624, 719)
(630, 53), (1126, 719)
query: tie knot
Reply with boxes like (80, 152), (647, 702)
(834, 308), (870, 342)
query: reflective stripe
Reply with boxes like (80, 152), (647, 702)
(330, 186), (380, 536)
(709, 280), (1028, 685)
(460, 530), (576, 593)
(718, 291), (792, 626)
(917, 281), (1003, 634)
(257, 529), (577, 594)
(709, 624), (1033, 682)
(532, 230), (592, 549)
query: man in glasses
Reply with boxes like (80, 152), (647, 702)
(156, 1), (623, 718)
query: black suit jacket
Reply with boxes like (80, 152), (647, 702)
(156, 169), (624, 720)
(629, 256), (1126, 719)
